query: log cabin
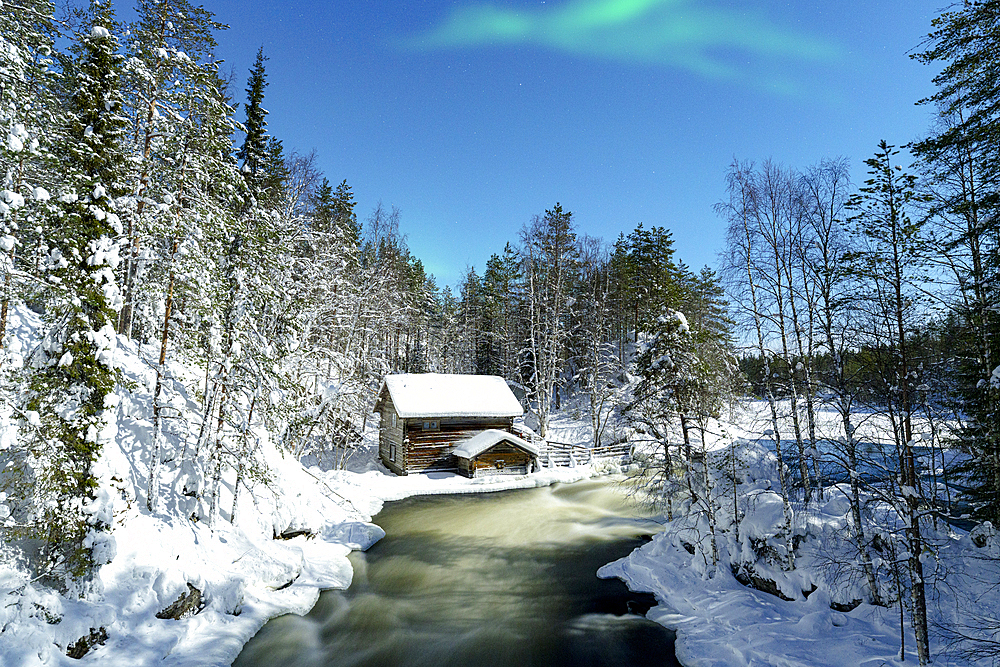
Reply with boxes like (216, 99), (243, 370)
(374, 373), (536, 476)
(452, 429), (539, 478)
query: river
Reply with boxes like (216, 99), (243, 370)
(233, 477), (679, 666)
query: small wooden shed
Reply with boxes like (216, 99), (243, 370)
(374, 373), (525, 475)
(452, 429), (539, 478)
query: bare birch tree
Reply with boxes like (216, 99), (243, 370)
(719, 159), (796, 569)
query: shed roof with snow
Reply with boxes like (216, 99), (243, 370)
(375, 373), (524, 419)
(452, 429), (539, 460)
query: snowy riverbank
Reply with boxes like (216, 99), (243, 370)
(602, 517), (917, 667)
(0, 305), (600, 667)
(0, 437), (598, 667)
(599, 403), (1000, 667)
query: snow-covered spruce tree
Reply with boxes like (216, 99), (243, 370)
(469, 253), (515, 380)
(630, 268), (737, 568)
(353, 211), (434, 378)
(329, 179), (361, 248)
(635, 312), (704, 552)
(305, 180), (359, 353)
(596, 223), (686, 444)
(626, 312), (686, 520)
(18, 5), (126, 592)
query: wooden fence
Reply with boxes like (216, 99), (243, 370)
(535, 439), (633, 469)
(509, 425), (632, 469)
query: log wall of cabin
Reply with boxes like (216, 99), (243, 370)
(378, 394), (406, 475)
(457, 442), (535, 478)
(403, 417), (514, 472)
(471, 443), (533, 475)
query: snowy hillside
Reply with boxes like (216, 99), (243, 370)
(0, 304), (594, 666)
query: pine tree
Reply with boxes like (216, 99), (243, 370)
(478, 250), (514, 378)
(310, 178), (335, 229)
(117, 0), (227, 339)
(520, 203), (578, 437)
(627, 223), (682, 337)
(482, 244), (521, 380)
(575, 235), (619, 447)
(459, 266), (483, 374)
(846, 140), (932, 666)
(913, 0), (1000, 526)
(204, 46), (293, 523)
(123, 3), (238, 514)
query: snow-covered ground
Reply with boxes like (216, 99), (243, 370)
(603, 517), (922, 667)
(2, 308), (997, 667)
(604, 496), (1000, 666)
(0, 432), (597, 667)
(0, 306), (600, 667)
(602, 401), (1000, 667)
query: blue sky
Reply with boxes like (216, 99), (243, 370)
(147, 0), (943, 288)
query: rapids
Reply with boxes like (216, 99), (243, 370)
(234, 477), (679, 666)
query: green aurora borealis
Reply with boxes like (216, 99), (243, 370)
(407, 0), (844, 90)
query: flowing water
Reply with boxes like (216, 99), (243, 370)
(234, 478), (679, 667)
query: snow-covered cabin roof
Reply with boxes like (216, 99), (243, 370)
(452, 429), (539, 460)
(376, 373), (524, 419)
